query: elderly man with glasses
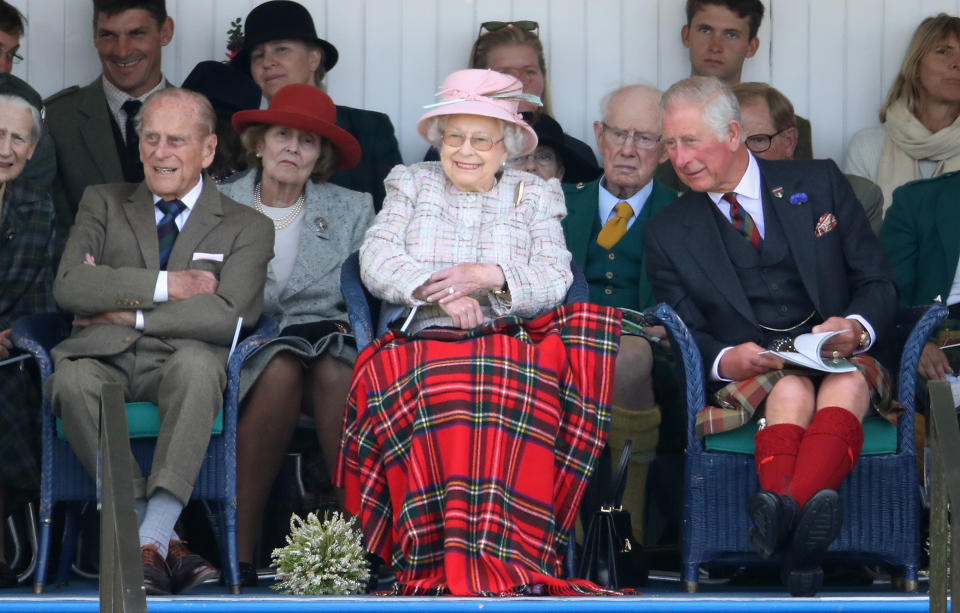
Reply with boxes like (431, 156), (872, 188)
(561, 84), (677, 558)
(733, 82), (883, 235)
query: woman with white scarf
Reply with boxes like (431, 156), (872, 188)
(844, 13), (960, 212)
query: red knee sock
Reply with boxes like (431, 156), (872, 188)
(754, 423), (806, 494)
(788, 406), (864, 507)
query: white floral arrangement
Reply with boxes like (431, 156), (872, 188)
(270, 511), (370, 595)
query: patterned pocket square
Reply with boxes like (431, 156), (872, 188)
(814, 213), (837, 238)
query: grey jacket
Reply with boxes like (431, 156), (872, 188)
(219, 171), (375, 330)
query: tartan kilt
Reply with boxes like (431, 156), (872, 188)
(335, 302), (621, 595)
(695, 354), (896, 437)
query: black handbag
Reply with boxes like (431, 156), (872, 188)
(578, 440), (648, 589)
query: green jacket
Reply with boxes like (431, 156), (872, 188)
(880, 171), (960, 306)
(562, 177), (677, 309)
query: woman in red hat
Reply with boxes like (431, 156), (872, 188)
(231, 0), (402, 210)
(219, 83), (373, 587)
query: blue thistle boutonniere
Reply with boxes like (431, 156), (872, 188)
(789, 192), (808, 205)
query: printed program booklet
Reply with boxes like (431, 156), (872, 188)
(764, 330), (858, 373)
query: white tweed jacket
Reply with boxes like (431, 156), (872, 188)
(360, 162), (573, 332)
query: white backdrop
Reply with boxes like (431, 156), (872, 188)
(9, 0), (960, 165)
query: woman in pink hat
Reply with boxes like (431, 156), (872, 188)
(336, 69), (621, 596)
(219, 83), (374, 587)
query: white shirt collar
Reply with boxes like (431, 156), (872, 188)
(152, 175), (204, 211)
(707, 150), (761, 206)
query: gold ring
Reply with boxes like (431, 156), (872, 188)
(448, 287), (455, 295)
(832, 350), (840, 360)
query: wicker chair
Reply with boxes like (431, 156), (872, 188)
(646, 301), (947, 593)
(11, 312), (278, 594)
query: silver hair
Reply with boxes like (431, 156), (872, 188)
(135, 87), (217, 136)
(598, 83), (663, 123)
(660, 76), (743, 142)
(0, 94), (41, 143)
(424, 115), (527, 156)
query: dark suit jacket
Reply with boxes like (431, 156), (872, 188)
(331, 105), (403, 211)
(52, 176), (274, 362)
(562, 177), (677, 309)
(45, 78), (129, 244)
(880, 171), (960, 307)
(644, 157), (897, 374)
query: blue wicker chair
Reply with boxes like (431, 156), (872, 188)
(339, 251), (589, 578)
(645, 301), (947, 593)
(11, 312), (278, 594)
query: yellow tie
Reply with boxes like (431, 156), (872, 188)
(596, 201), (634, 249)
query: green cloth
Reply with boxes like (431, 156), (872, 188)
(880, 171), (960, 308)
(56, 401), (223, 440)
(562, 177), (677, 310)
(705, 415), (897, 456)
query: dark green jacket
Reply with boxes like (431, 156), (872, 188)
(880, 172), (960, 307)
(562, 177), (677, 309)
(331, 105), (403, 211)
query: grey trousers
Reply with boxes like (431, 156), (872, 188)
(47, 338), (225, 505)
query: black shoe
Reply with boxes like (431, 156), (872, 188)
(141, 544), (173, 596)
(782, 489), (842, 597)
(239, 562), (259, 588)
(747, 491), (797, 559)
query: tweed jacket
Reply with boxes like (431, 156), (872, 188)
(330, 105), (403, 211)
(0, 177), (57, 330)
(880, 172), (960, 307)
(52, 176), (274, 362)
(360, 163), (572, 332)
(219, 171), (375, 330)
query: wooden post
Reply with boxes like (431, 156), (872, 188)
(928, 380), (960, 613)
(98, 383), (146, 613)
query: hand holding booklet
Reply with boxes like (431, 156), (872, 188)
(762, 330), (858, 373)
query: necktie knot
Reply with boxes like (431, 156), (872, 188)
(157, 198), (185, 217)
(613, 201), (634, 220)
(121, 99), (142, 118)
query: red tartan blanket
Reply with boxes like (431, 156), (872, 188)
(335, 302), (621, 596)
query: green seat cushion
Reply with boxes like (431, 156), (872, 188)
(704, 415), (897, 456)
(56, 401), (223, 440)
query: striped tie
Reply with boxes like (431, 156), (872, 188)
(723, 192), (761, 248)
(156, 199), (185, 270)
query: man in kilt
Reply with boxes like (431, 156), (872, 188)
(644, 76), (898, 597)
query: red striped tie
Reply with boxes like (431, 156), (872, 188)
(723, 192), (761, 248)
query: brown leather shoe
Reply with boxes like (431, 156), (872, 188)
(141, 544), (172, 596)
(166, 540), (219, 594)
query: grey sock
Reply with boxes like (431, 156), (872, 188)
(138, 489), (183, 558)
(135, 499), (147, 526)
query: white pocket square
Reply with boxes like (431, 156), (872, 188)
(192, 252), (224, 262)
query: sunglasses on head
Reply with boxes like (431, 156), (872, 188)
(478, 20), (540, 38)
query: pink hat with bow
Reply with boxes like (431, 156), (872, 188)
(416, 69), (541, 155)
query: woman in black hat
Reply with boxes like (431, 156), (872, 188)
(231, 0), (402, 210)
(182, 61), (262, 183)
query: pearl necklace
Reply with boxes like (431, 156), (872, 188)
(255, 182), (305, 230)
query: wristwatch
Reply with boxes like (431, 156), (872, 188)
(858, 327), (871, 350)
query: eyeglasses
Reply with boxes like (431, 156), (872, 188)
(0, 46), (22, 64)
(441, 130), (504, 152)
(745, 129), (788, 153)
(478, 20), (540, 39)
(507, 149), (557, 168)
(600, 123), (660, 150)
